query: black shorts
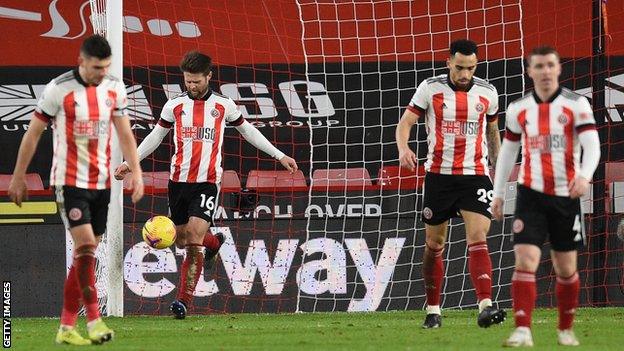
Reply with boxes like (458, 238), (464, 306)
(421, 172), (493, 225)
(55, 186), (110, 236)
(512, 185), (584, 252)
(168, 181), (219, 226)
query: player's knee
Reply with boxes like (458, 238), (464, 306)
(553, 260), (577, 278)
(185, 225), (205, 244)
(425, 238), (445, 251)
(74, 243), (96, 257)
(466, 228), (488, 243)
(515, 254), (539, 271)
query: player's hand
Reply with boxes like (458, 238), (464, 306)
(126, 172), (144, 204)
(279, 156), (298, 174)
(491, 197), (504, 222)
(7, 176), (28, 207)
(568, 176), (590, 199)
(398, 148), (418, 171)
(114, 162), (131, 180)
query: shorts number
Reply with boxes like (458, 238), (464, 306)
(200, 194), (216, 216)
(477, 188), (494, 204)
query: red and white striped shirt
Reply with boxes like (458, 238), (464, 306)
(407, 74), (499, 176)
(504, 88), (596, 196)
(34, 70), (128, 190)
(158, 90), (244, 183)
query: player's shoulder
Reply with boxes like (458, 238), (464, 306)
(209, 90), (237, 107)
(425, 74), (448, 85)
(559, 87), (584, 102)
(473, 76), (496, 92)
(168, 91), (190, 102)
(104, 74), (120, 82)
(510, 92), (534, 107)
(506, 92), (534, 115)
(52, 70), (75, 86)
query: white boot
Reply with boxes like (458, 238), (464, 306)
(557, 329), (580, 346)
(503, 327), (534, 347)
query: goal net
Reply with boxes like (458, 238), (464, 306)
(86, 0), (624, 316)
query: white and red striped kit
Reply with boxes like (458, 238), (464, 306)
(407, 74), (499, 176)
(34, 69), (128, 190)
(158, 90), (244, 184)
(504, 87), (596, 196)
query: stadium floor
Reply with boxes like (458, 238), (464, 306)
(9, 307), (623, 350)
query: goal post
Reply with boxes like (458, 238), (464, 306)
(87, 0), (124, 317)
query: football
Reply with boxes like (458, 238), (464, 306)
(142, 216), (177, 249)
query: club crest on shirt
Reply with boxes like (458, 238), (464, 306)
(69, 208), (82, 221)
(512, 219), (524, 233)
(475, 102), (485, 112)
(557, 114), (569, 124)
(105, 98), (113, 107)
(423, 207), (433, 220)
(210, 108), (221, 118)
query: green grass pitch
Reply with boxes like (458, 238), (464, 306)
(8, 307), (623, 350)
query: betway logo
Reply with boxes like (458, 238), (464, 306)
(0, 0), (201, 38)
(124, 228), (406, 312)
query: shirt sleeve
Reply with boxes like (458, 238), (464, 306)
(158, 100), (175, 128)
(574, 97), (597, 134)
(225, 98), (245, 126)
(406, 80), (429, 116)
(503, 102), (522, 141)
(486, 86), (499, 122)
(112, 81), (128, 117)
(34, 80), (59, 122)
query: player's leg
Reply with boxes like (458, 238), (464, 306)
(420, 173), (456, 328)
(551, 250), (580, 346)
(549, 196), (583, 346)
(171, 182), (223, 319)
(503, 186), (546, 347)
(456, 175), (505, 326)
(502, 243), (540, 347)
(175, 215), (209, 311)
(462, 210), (506, 327)
(175, 224), (187, 247)
(422, 222), (447, 328)
(54, 187), (93, 345)
(81, 189), (114, 344)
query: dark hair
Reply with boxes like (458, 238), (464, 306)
(179, 51), (212, 75)
(450, 39), (478, 56)
(80, 35), (112, 59)
(527, 45), (560, 64)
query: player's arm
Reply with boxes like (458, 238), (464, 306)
(234, 120), (298, 173)
(113, 115), (144, 203)
(491, 137), (521, 221)
(396, 109), (421, 171)
(569, 98), (600, 198)
(114, 123), (170, 179)
(397, 80), (428, 171)
(485, 88), (501, 168)
(491, 104), (521, 221)
(8, 116), (48, 206)
(486, 119), (501, 168)
(115, 96), (174, 181)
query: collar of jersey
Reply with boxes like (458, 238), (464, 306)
(446, 76), (474, 92)
(190, 88), (213, 101)
(73, 68), (93, 87)
(532, 86), (562, 104)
